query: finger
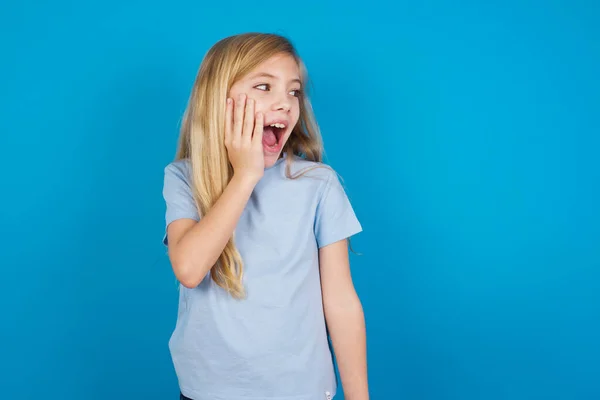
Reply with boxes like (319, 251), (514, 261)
(233, 94), (246, 144)
(243, 98), (255, 143)
(252, 112), (264, 147)
(224, 97), (233, 146)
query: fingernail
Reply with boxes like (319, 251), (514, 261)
(227, 98), (231, 104)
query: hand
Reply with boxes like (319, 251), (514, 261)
(225, 93), (264, 183)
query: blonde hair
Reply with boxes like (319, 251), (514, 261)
(173, 32), (325, 298)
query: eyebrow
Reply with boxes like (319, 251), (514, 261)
(248, 72), (302, 86)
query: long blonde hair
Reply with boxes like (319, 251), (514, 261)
(173, 33), (325, 298)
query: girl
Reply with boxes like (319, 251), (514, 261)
(162, 32), (369, 400)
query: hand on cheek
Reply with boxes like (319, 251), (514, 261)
(224, 93), (265, 182)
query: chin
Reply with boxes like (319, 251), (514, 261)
(263, 152), (282, 169)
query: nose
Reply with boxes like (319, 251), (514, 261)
(270, 90), (292, 113)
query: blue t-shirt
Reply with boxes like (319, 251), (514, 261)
(162, 154), (362, 400)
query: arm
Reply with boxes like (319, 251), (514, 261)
(320, 239), (369, 400)
(167, 174), (257, 288)
(166, 94), (264, 288)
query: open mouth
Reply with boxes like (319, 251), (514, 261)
(262, 122), (286, 152)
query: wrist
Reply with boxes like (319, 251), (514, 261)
(231, 172), (261, 191)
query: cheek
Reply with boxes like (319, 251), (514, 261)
(242, 93), (266, 112)
(292, 105), (301, 124)
(227, 84), (241, 99)
(228, 81), (250, 100)
(252, 100), (268, 114)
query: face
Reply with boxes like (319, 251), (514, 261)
(228, 53), (302, 168)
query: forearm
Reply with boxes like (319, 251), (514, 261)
(171, 173), (257, 286)
(325, 296), (369, 400)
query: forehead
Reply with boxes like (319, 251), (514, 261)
(246, 53), (300, 80)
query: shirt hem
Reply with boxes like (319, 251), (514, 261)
(180, 387), (337, 400)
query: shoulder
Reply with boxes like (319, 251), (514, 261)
(284, 155), (344, 200)
(164, 158), (192, 184)
(161, 158), (199, 236)
(163, 158), (195, 199)
(287, 155), (337, 182)
(164, 158), (191, 176)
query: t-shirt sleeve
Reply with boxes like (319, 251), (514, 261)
(314, 169), (363, 248)
(162, 162), (200, 246)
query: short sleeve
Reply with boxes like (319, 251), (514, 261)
(162, 161), (200, 246)
(314, 170), (363, 248)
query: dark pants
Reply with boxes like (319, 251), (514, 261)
(180, 393), (192, 400)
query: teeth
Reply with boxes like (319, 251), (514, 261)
(269, 123), (286, 129)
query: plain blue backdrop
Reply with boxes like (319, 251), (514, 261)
(1, 1), (599, 399)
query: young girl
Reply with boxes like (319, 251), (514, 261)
(162, 32), (369, 400)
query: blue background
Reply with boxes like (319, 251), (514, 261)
(1, 1), (598, 399)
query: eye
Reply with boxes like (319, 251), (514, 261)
(254, 83), (269, 91)
(290, 89), (302, 97)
